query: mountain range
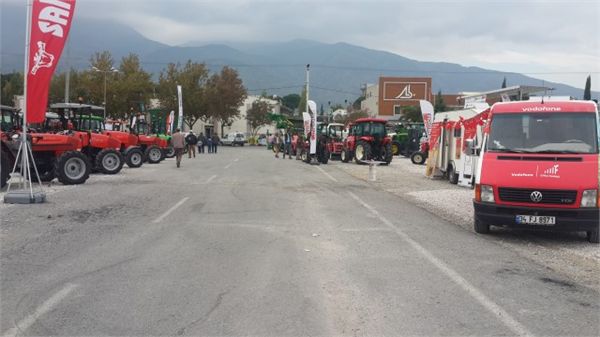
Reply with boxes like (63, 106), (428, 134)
(1, 4), (595, 106)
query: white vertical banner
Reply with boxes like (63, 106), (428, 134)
(131, 116), (137, 131)
(308, 100), (317, 155)
(177, 85), (183, 130)
(302, 112), (311, 138)
(168, 110), (175, 134)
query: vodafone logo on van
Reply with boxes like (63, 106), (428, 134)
(522, 106), (562, 112)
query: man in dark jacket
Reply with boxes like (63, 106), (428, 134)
(197, 132), (207, 154)
(186, 131), (198, 158)
(211, 133), (220, 153)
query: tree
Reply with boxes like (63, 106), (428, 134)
(402, 105), (422, 122)
(297, 86), (307, 116)
(246, 99), (273, 139)
(353, 95), (365, 109)
(1, 71), (24, 106)
(335, 108), (369, 125)
(281, 93), (300, 112)
(501, 77), (507, 89)
(80, 51), (118, 108)
(156, 60), (209, 130)
(434, 90), (448, 113)
(48, 69), (84, 105)
(584, 75), (592, 100)
(111, 54), (154, 119)
(206, 66), (247, 136)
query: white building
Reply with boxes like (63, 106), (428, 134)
(223, 95), (281, 139)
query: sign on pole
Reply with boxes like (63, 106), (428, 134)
(177, 85), (183, 130)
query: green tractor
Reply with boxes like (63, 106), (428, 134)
(150, 119), (175, 158)
(390, 122), (425, 157)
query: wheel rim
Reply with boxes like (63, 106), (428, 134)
(131, 152), (142, 165)
(414, 154), (422, 163)
(64, 157), (86, 180)
(150, 149), (162, 161)
(356, 145), (364, 160)
(167, 147), (175, 156)
(103, 153), (120, 171)
(392, 144), (398, 154)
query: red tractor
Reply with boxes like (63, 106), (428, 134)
(49, 103), (125, 175)
(340, 118), (393, 165)
(1, 105), (91, 187)
(325, 122), (346, 158)
(130, 118), (166, 164)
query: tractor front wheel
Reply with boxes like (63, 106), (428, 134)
(145, 145), (163, 164)
(125, 148), (144, 168)
(410, 151), (427, 165)
(96, 148), (124, 175)
(341, 148), (350, 163)
(54, 151), (91, 185)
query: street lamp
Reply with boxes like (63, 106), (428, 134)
(92, 66), (119, 120)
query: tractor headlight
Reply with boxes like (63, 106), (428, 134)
(580, 189), (598, 208)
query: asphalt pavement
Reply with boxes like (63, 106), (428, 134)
(1, 146), (598, 336)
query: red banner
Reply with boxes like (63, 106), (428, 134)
(26, 0), (77, 123)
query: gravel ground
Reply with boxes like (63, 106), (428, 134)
(329, 155), (600, 292)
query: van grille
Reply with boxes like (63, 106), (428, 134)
(498, 188), (577, 205)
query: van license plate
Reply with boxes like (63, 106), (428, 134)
(516, 215), (556, 226)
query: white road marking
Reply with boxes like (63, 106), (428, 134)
(153, 197), (189, 224)
(348, 191), (534, 337)
(234, 159), (239, 162)
(2, 283), (79, 337)
(205, 175), (217, 184)
(317, 167), (337, 182)
(225, 164), (232, 169)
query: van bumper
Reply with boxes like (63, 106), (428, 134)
(473, 201), (599, 232)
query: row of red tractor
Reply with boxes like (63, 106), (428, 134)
(294, 118), (395, 165)
(1, 103), (175, 189)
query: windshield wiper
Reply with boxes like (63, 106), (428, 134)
(532, 150), (589, 154)
(487, 148), (532, 153)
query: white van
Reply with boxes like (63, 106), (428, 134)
(221, 132), (246, 146)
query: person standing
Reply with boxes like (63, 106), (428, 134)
(207, 135), (213, 153)
(211, 133), (220, 153)
(295, 133), (304, 160)
(197, 132), (206, 154)
(186, 130), (197, 158)
(273, 132), (280, 158)
(283, 130), (293, 159)
(172, 128), (186, 168)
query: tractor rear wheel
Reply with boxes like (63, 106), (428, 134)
(392, 141), (402, 156)
(383, 142), (393, 165)
(96, 148), (124, 175)
(1, 150), (10, 188)
(54, 151), (91, 185)
(354, 140), (371, 165)
(164, 146), (175, 158)
(145, 145), (163, 164)
(125, 148), (144, 168)
(320, 148), (329, 164)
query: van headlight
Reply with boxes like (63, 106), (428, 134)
(580, 189), (598, 208)
(480, 185), (495, 203)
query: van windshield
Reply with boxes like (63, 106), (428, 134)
(487, 112), (598, 154)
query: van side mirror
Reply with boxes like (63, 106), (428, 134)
(465, 138), (479, 156)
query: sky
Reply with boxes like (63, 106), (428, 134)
(4, 0), (600, 89)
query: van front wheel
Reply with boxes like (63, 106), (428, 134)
(474, 218), (490, 234)
(587, 229), (599, 243)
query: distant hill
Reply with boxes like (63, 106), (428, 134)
(1, 4), (595, 106)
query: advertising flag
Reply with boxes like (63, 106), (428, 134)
(302, 112), (311, 138)
(419, 100), (435, 138)
(167, 110), (175, 134)
(177, 85), (183, 130)
(308, 100), (318, 155)
(26, 0), (77, 123)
